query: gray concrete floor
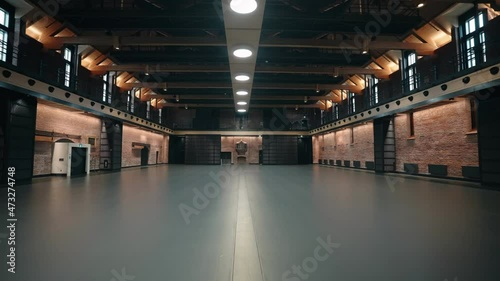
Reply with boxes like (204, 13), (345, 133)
(1, 165), (500, 281)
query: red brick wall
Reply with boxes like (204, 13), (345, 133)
(312, 135), (320, 163)
(314, 122), (374, 168)
(34, 103), (102, 175)
(122, 124), (169, 167)
(394, 98), (479, 177)
(221, 136), (262, 164)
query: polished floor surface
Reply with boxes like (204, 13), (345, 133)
(1, 165), (500, 281)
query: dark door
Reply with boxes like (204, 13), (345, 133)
(141, 147), (149, 166)
(297, 136), (313, 164)
(156, 151), (159, 164)
(168, 136), (186, 164)
(259, 150), (263, 164)
(221, 152), (231, 165)
(71, 148), (87, 176)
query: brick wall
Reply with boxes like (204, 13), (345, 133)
(315, 122), (374, 168)
(34, 103), (102, 176)
(122, 124), (169, 167)
(394, 98), (479, 178)
(221, 136), (261, 164)
(312, 135), (320, 163)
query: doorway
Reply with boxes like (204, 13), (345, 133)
(71, 147), (87, 176)
(141, 147), (149, 166)
(168, 136), (186, 164)
(221, 152), (232, 165)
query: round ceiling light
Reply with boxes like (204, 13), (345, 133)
(230, 0), (258, 14)
(236, 90), (249, 96)
(237, 101), (248, 105)
(237, 109), (247, 113)
(235, 74), (250, 81)
(233, 48), (253, 58)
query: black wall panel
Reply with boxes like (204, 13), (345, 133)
(297, 136), (313, 164)
(1, 89), (37, 185)
(374, 117), (396, 173)
(185, 135), (221, 165)
(101, 119), (122, 171)
(169, 136), (186, 164)
(262, 136), (298, 165)
(478, 92), (500, 187)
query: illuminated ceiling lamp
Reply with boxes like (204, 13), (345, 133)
(235, 74), (250, 81)
(236, 90), (249, 96)
(230, 0), (258, 14)
(417, 2), (425, 8)
(233, 48), (253, 58)
(237, 101), (248, 105)
(237, 109), (247, 113)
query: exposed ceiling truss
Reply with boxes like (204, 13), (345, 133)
(20, 0), (468, 109)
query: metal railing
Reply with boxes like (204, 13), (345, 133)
(319, 41), (500, 127)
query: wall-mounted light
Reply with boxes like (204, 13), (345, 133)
(113, 36), (120, 50)
(295, 105), (298, 111)
(145, 72), (150, 76)
(185, 105), (188, 110)
(235, 74), (250, 81)
(304, 96), (308, 103)
(316, 84), (320, 93)
(230, 0), (258, 14)
(176, 95), (180, 102)
(236, 90), (249, 96)
(333, 68), (339, 78)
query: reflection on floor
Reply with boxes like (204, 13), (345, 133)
(1, 165), (499, 281)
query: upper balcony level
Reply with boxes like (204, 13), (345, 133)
(0, 2), (499, 133)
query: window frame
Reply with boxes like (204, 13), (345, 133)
(0, 6), (12, 63)
(349, 92), (356, 113)
(459, 9), (488, 70)
(102, 73), (109, 103)
(370, 76), (380, 106)
(61, 47), (76, 88)
(403, 51), (418, 92)
(146, 100), (151, 119)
